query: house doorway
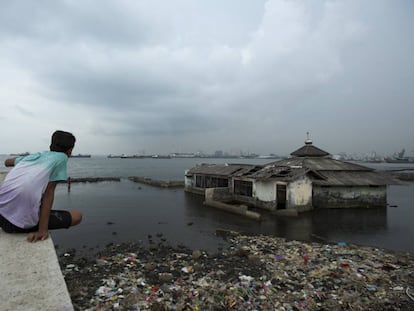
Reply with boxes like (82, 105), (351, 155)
(277, 184), (286, 209)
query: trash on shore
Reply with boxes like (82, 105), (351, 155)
(60, 231), (414, 310)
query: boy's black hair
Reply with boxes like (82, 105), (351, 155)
(50, 130), (76, 153)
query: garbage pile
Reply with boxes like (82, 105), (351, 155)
(60, 231), (414, 310)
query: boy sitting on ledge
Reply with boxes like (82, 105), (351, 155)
(0, 130), (82, 242)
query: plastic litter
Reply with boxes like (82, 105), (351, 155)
(60, 231), (414, 310)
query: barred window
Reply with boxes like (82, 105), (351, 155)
(234, 180), (253, 197)
(196, 175), (228, 188)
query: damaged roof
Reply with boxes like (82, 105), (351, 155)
(185, 163), (262, 177)
(267, 157), (373, 171)
(263, 157), (392, 185)
(246, 165), (318, 182)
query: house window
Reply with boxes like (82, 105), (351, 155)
(196, 176), (204, 188)
(196, 175), (228, 188)
(234, 180), (253, 197)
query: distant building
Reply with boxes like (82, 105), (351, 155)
(185, 136), (394, 215)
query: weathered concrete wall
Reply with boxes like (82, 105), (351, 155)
(129, 177), (184, 188)
(253, 177), (313, 212)
(251, 181), (277, 211)
(209, 187), (232, 201)
(313, 185), (387, 208)
(184, 170), (193, 189)
(184, 173), (205, 195)
(287, 176), (313, 212)
(0, 172), (74, 310)
(0, 231), (74, 311)
(184, 187), (205, 195)
(204, 189), (261, 220)
(203, 200), (261, 220)
(255, 180), (275, 202)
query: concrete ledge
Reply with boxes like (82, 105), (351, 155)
(0, 230), (74, 311)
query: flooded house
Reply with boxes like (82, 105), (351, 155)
(184, 137), (392, 216)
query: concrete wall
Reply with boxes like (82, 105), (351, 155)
(205, 187), (232, 202)
(0, 231), (74, 311)
(184, 171), (194, 189)
(184, 173), (205, 195)
(287, 176), (313, 211)
(253, 176), (313, 212)
(255, 180), (275, 202)
(313, 185), (387, 208)
(0, 172), (74, 310)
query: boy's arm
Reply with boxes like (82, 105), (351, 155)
(4, 157), (17, 167)
(27, 181), (58, 242)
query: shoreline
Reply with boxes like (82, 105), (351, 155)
(60, 231), (414, 310)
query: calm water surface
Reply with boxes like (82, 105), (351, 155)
(1, 155), (413, 255)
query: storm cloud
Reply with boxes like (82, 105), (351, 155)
(0, 0), (413, 156)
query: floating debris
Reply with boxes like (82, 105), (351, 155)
(60, 232), (414, 310)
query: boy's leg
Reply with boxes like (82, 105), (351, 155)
(69, 210), (82, 226)
(0, 214), (32, 233)
(0, 210), (82, 233)
(48, 210), (82, 230)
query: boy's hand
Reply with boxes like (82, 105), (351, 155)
(27, 231), (49, 242)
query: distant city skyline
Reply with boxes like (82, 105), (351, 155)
(4, 145), (413, 161)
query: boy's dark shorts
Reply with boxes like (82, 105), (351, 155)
(0, 210), (72, 233)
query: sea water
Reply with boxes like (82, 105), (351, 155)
(1, 155), (413, 255)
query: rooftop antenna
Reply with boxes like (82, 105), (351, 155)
(305, 131), (312, 145)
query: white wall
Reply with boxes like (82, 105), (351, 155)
(287, 176), (312, 209)
(255, 180), (276, 202)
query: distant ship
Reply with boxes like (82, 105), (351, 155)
(71, 154), (91, 158)
(385, 149), (414, 163)
(151, 154), (171, 159)
(385, 158), (413, 163)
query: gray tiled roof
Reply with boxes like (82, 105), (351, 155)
(313, 171), (392, 186)
(186, 163), (261, 177)
(290, 144), (330, 157)
(266, 157), (373, 171)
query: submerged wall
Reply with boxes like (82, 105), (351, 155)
(313, 185), (387, 208)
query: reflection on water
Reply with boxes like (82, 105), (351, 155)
(51, 181), (414, 256)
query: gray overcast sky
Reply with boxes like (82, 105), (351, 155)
(0, 0), (413, 157)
